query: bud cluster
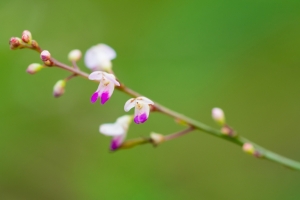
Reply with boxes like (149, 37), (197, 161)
(9, 30), (39, 50)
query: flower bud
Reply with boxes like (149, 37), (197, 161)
(26, 63), (43, 74)
(53, 80), (66, 98)
(31, 40), (39, 49)
(150, 132), (165, 145)
(68, 49), (82, 62)
(43, 60), (53, 66)
(221, 125), (236, 137)
(243, 143), (262, 157)
(9, 37), (22, 49)
(40, 50), (51, 61)
(21, 30), (32, 43)
(243, 143), (255, 155)
(212, 107), (225, 125)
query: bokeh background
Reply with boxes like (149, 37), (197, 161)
(1, 0), (300, 199)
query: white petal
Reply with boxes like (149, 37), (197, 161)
(88, 71), (103, 80)
(84, 44), (116, 70)
(100, 123), (125, 136)
(95, 44), (116, 60)
(137, 96), (154, 105)
(106, 81), (116, 97)
(139, 103), (150, 118)
(103, 72), (120, 86)
(134, 102), (150, 118)
(116, 115), (133, 130)
(84, 46), (102, 70)
(124, 98), (136, 112)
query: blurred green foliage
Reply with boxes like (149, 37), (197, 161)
(1, 0), (300, 199)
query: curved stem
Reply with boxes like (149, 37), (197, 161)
(31, 50), (300, 170)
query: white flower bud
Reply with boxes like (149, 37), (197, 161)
(26, 63), (43, 74)
(53, 80), (66, 98)
(68, 49), (82, 62)
(150, 132), (165, 145)
(212, 107), (225, 125)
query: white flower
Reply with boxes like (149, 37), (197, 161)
(100, 115), (133, 150)
(84, 44), (116, 71)
(124, 97), (154, 124)
(89, 71), (120, 104)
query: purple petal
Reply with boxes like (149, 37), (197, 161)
(134, 115), (140, 124)
(100, 91), (110, 104)
(133, 113), (148, 124)
(139, 113), (148, 123)
(91, 92), (99, 103)
(110, 135), (123, 151)
(110, 139), (119, 151)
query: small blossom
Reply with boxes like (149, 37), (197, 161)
(150, 132), (165, 145)
(100, 115), (133, 151)
(68, 49), (82, 62)
(40, 50), (51, 61)
(212, 107), (225, 125)
(21, 30), (32, 43)
(124, 97), (154, 124)
(53, 80), (66, 97)
(88, 71), (120, 104)
(84, 44), (116, 71)
(26, 63), (43, 74)
(9, 37), (22, 49)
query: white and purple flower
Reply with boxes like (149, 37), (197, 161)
(124, 97), (154, 124)
(88, 71), (120, 104)
(100, 115), (133, 151)
(84, 44), (116, 72)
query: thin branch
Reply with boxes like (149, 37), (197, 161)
(164, 126), (195, 141)
(18, 44), (300, 171)
(119, 127), (195, 149)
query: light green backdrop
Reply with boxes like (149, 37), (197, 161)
(1, 0), (300, 199)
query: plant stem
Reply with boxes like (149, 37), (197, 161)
(164, 126), (195, 141)
(32, 50), (300, 170)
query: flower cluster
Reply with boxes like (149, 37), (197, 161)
(85, 45), (154, 150)
(9, 30), (300, 170)
(10, 30), (156, 151)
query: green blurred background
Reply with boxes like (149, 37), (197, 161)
(1, 0), (300, 199)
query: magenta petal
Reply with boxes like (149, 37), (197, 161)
(139, 113), (148, 123)
(134, 115), (140, 124)
(110, 139), (119, 151)
(134, 113), (148, 124)
(110, 136), (123, 151)
(100, 91), (110, 105)
(91, 92), (99, 103)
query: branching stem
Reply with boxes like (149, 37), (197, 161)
(24, 47), (300, 171)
